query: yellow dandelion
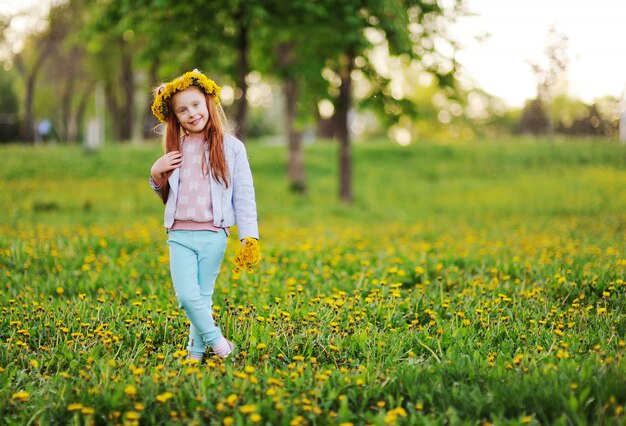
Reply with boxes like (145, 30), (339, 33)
(384, 412), (398, 425)
(131, 367), (144, 376)
(239, 404), (257, 414)
(226, 394), (238, 407)
(12, 390), (29, 402)
(124, 385), (137, 396)
(67, 403), (83, 411)
(156, 392), (173, 404)
(393, 407), (407, 417)
(232, 238), (261, 273)
(126, 411), (141, 420)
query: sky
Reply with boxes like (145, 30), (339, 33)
(452, 0), (626, 107)
(3, 0), (626, 108)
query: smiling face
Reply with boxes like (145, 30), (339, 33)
(171, 86), (209, 137)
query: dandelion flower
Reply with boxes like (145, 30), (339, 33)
(233, 238), (261, 273)
(126, 411), (141, 420)
(226, 394), (238, 407)
(12, 391), (29, 402)
(67, 403), (83, 411)
(156, 392), (173, 404)
(239, 404), (257, 414)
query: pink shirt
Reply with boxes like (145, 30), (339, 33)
(171, 136), (222, 232)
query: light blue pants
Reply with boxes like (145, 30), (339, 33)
(167, 230), (228, 357)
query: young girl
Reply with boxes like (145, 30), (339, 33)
(149, 69), (259, 361)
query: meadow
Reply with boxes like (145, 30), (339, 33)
(1, 138), (625, 425)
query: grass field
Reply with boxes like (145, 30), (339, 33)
(1, 138), (625, 425)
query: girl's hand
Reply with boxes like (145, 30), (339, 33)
(241, 237), (258, 247)
(151, 151), (182, 184)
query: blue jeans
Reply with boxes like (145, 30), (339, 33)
(167, 230), (228, 357)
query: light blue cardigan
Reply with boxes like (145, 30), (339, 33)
(150, 133), (259, 240)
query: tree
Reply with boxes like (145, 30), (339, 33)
(0, 67), (20, 142)
(556, 98), (620, 137)
(277, 41), (307, 193)
(252, 1), (331, 194)
(11, 16), (64, 142)
(38, 0), (94, 143)
(530, 26), (569, 142)
(85, 1), (148, 142)
(517, 98), (548, 135)
(304, 0), (467, 203)
(95, 0), (272, 140)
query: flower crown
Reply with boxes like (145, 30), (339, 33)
(151, 69), (221, 124)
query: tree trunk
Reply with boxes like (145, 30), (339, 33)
(336, 52), (354, 203)
(71, 87), (91, 143)
(546, 109), (554, 143)
(15, 47), (51, 143)
(278, 42), (306, 193)
(144, 60), (160, 139)
(59, 73), (75, 142)
(119, 43), (134, 142)
(104, 80), (119, 141)
(234, 11), (249, 141)
(316, 114), (336, 140)
(23, 74), (37, 143)
(285, 78), (306, 193)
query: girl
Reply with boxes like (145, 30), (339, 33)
(149, 69), (259, 361)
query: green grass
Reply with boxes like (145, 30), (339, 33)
(0, 138), (625, 425)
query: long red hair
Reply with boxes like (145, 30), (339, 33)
(159, 92), (230, 204)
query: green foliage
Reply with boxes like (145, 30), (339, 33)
(1, 139), (625, 425)
(517, 96), (620, 138)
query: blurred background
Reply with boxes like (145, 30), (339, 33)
(3, 0), (625, 144)
(0, 0), (625, 203)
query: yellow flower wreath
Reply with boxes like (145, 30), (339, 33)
(151, 70), (221, 123)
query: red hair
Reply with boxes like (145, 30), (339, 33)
(158, 92), (230, 204)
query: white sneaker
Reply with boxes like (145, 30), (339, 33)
(213, 337), (236, 358)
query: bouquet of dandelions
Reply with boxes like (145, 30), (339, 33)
(232, 237), (261, 275)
